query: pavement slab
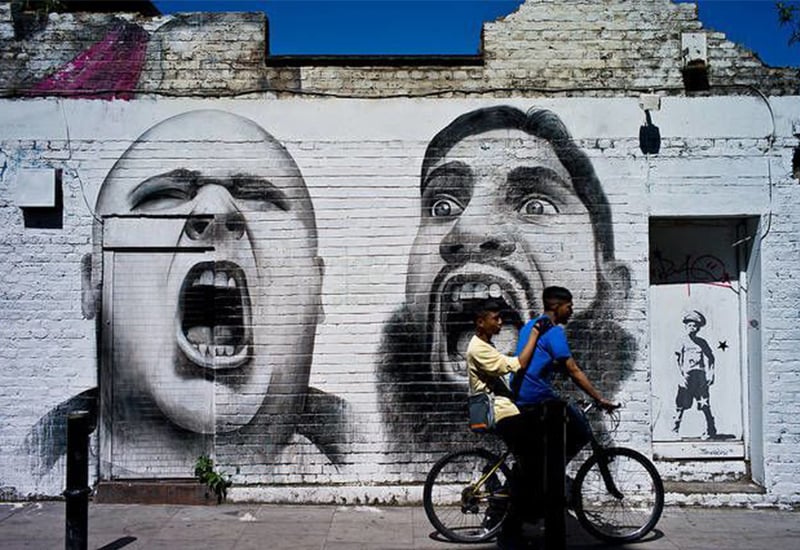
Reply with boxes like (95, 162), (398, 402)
(0, 501), (798, 549)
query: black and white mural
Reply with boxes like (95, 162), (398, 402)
(29, 110), (353, 479)
(377, 106), (636, 458)
(23, 104), (640, 485)
(671, 309), (717, 439)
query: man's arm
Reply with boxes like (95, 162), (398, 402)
(675, 346), (687, 386)
(563, 357), (616, 411)
(517, 324), (542, 371)
(700, 339), (715, 385)
(516, 316), (552, 370)
(476, 325), (541, 377)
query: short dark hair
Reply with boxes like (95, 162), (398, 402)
(542, 286), (573, 311)
(473, 298), (503, 324)
(420, 105), (615, 262)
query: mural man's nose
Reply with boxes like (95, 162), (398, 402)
(184, 211), (246, 241)
(439, 220), (516, 264)
(184, 185), (246, 241)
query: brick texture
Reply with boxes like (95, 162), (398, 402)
(0, 1), (798, 508)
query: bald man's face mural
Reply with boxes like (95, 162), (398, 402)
(92, 111), (322, 441)
(378, 106), (635, 455)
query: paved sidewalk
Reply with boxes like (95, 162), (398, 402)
(1, 501), (798, 549)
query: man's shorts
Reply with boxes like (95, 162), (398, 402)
(675, 369), (709, 410)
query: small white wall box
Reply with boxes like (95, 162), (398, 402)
(16, 168), (57, 208)
(681, 32), (709, 91)
(681, 32), (708, 66)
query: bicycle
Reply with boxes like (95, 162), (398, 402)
(422, 401), (664, 544)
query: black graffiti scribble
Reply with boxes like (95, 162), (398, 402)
(651, 250), (737, 294)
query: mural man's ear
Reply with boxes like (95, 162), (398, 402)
(602, 259), (632, 305)
(80, 253), (98, 320)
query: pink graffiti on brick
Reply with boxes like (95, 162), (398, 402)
(28, 21), (149, 100)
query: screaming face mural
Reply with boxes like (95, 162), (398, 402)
(378, 106), (636, 456)
(26, 110), (351, 479)
(94, 110), (324, 436)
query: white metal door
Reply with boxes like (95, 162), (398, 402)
(649, 219), (745, 459)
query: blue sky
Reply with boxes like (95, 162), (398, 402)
(152, 0), (800, 67)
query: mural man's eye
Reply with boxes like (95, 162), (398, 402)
(133, 188), (193, 211)
(430, 196), (463, 218)
(519, 197), (558, 217)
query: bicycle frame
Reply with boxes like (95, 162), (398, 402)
(470, 402), (618, 502)
(469, 450), (511, 499)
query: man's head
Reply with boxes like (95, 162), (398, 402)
(87, 110), (323, 437)
(404, 106), (626, 383)
(682, 310), (706, 335)
(473, 299), (504, 337)
(542, 286), (574, 325)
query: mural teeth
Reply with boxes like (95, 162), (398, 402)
(198, 343), (208, 356)
(198, 269), (214, 286)
(225, 345), (234, 356)
(214, 271), (228, 287)
(489, 283), (502, 298)
(459, 283), (473, 300)
(227, 277), (236, 288)
(474, 283), (489, 299)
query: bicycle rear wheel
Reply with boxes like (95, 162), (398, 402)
(573, 447), (664, 543)
(423, 448), (512, 543)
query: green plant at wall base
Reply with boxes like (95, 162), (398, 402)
(194, 455), (232, 503)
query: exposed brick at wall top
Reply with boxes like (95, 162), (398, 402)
(0, 0), (798, 99)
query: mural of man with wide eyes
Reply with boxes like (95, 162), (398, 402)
(28, 110), (349, 478)
(378, 106), (636, 456)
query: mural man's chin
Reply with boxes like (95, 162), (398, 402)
(377, 105), (637, 459)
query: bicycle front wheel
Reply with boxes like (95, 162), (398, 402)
(573, 447), (664, 543)
(423, 448), (511, 543)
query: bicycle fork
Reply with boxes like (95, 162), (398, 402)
(595, 450), (624, 500)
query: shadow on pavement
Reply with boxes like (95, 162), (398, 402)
(97, 536), (137, 550)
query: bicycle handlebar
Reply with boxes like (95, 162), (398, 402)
(578, 399), (622, 414)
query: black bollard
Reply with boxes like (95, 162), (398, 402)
(64, 411), (91, 550)
(543, 400), (566, 550)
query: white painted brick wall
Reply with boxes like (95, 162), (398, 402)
(0, 0), (798, 507)
(0, 97), (798, 508)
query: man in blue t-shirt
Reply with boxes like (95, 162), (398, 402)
(514, 286), (617, 464)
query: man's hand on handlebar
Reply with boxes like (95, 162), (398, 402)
(596, 398), (620, 413)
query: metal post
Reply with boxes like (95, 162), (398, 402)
(543, 400), (566, 550)
(64, 411), (91, 550)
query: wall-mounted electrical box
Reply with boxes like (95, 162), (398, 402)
(15, 168), (58, 208)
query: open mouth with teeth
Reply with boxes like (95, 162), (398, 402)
(433, 270), (533, 381)
(176, 261), (252, 370)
